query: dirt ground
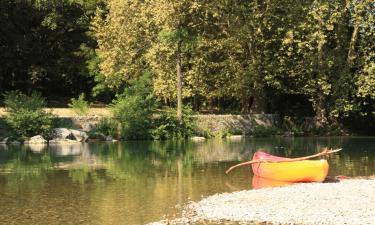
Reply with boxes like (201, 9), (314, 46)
(0, 108), (111, 117)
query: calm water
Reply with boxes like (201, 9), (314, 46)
(0, 137), (374, 225)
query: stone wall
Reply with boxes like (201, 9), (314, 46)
(54, 114), (281, 133)
(194, 114), (280, 134)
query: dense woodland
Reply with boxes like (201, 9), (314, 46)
(0, 0), (374, 132)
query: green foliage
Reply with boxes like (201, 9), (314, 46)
(251, 125), (278, 138)
(152, 107), (196, 140)
(1, 0), (375, 134)
(96, 118), (118, 137)
(110, 72), (155, 140)
(290, 127), (305, 137)
(4, 91), (55, 138)
(214, 129), (233, 139)
(0, 0), (103, 97)
(68, 93), (91, 116)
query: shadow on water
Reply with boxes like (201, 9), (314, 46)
(0, 136), (374, 224)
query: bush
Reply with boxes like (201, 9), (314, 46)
(111, 71), (155, 140)
(96, 118), (118, 137)
(4, 91), (55, 138)
(68, 93), (90, 116)
(152, 106), (196, 140)
(252, 125), (277, 137)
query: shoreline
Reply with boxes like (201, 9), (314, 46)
(151, 178), (375, 225)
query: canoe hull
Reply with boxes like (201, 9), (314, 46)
(251, 151), (329, 182)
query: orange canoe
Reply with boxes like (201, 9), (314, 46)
(251, 151), (329, 182)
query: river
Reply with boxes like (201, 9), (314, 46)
(0, 136), (374, 224)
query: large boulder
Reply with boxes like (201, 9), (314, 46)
(51, 128), (88, 143)
(24, 135), (47, 144)
(52, 128), (74, 139)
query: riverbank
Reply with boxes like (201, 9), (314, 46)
(0, 107), (354, 142)
(152, 178), (375, 225)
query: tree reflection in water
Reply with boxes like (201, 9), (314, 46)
(0, 137), (373, 224)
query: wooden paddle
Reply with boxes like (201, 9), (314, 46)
(225, 148), (342, 174)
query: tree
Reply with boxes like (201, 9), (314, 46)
(0, 0), (102, 98)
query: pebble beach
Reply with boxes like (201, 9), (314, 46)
(151, 179), (375, 225)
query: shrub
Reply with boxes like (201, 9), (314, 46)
(291, 127), (305, 136)
(4, 91), (55, 138)
(252, 125), (277, 137)
(68, 93), (90, 116)
(96, 118), (118, 137)
(111, 71), (155, 140)
(152, 106), (196, 140)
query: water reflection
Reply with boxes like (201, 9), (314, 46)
(0, 137), (374, 224)
(252, 176), (293, 189)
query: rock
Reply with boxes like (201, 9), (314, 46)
(105, 136), (113, 142)
(52, 128), (88, 142)
(190, 136), (206, 142)
(52, 128), (74, 139)
(0, 137), (9, 144)
(82, 122), (96, 132)
(70, 129), (89, 142)
(24, 135), (47, 144)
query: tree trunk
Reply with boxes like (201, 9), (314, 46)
(250, 92), (266, 114)
(176, 41), (183, 121)
(314, 95), (328, 127)
(347, 24), (359, 66)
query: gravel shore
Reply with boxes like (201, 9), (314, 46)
(151, 179), (375, 225)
